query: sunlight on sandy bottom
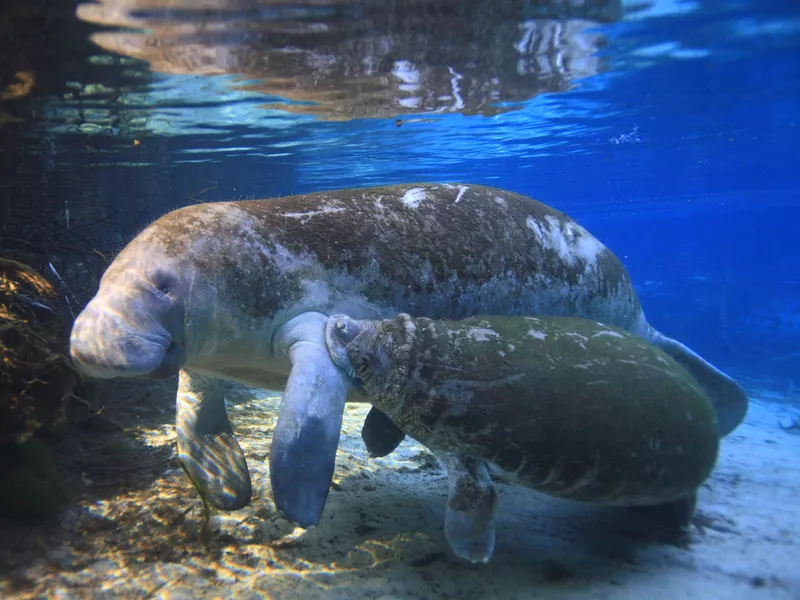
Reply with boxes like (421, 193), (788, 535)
(20, 391), (449, 598)
(3, 389), (800, 599)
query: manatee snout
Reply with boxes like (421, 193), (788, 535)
(325, 314), (397, 382)
(70, 283), (184, 380)
(325, 314), (377, 379)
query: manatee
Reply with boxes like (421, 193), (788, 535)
(326, 313), (721, 563)
(68, 183), (747, 528)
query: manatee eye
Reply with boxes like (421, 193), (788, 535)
(150, 270), (177, 295)
(333, 317), (363, 345)
(334, 320), (348, 338)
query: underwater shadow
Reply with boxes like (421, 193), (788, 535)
(263, 454), (701, 593)
(0, 376), (181, 574)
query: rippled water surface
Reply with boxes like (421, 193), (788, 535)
(2, 0), (796, 383)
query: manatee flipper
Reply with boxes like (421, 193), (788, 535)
(633, 492), (698, 529)
(440, 453), (498, 564)
(176, 368), (252, 511)
(646, 327), (748, 436)
(362, 408), (406, 458)
(270, 312), (352, 528)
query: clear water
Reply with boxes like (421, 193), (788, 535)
(5, 0), (797, 388)
(1, 0), (799, 596)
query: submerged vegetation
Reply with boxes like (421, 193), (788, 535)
(0, 258), (76, 518)
(0, 258), (76, 445)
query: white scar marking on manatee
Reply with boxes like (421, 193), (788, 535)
(267, 242), (318, 271)
(565, 333), (589, 341)
(565, 332), (589, 349)
(402, 187), (427, 209)
(526, 214), (605, 273)
(564, 332), (589, 350)
(454, 186), (469, 203)
(282, 206), (346, 220)
(494, 196), (506, 205)
(527, 329), (547, 340)
(466, 327), (500, 342)
(593, 330), (625, 338)
(542, 217), (571, 262)
(525, 216), (544, 239)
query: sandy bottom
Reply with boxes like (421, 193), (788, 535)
(0, 384), (798, 600)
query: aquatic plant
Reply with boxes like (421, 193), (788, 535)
(0, 258), (77, 444)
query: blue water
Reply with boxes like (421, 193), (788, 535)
(35, 0), (800, 388)
(2, 0), (800, 593)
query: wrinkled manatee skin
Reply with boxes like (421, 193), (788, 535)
(347, 315), (720, 507)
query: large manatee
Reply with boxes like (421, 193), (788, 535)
(68, 183), (748, 527)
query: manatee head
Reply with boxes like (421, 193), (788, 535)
(324, 314), (362, 378)
(69, 227), (213, 380)
(326, 313), (417, 402)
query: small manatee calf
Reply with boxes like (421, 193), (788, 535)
(326, 313), (720, 564)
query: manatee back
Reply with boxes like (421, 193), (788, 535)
(390, 315), (719, 506)
(134, 184), (644, 328)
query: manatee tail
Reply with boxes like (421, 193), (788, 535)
(645, 326), (749, 437)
